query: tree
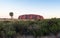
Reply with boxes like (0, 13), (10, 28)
(9, 12), (14, 19)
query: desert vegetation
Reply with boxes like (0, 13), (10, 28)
(0, 18), (60, 38)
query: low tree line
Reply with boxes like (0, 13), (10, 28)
(0, 18), (60, 38)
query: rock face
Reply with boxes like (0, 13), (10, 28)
(18, 14), (44, 21)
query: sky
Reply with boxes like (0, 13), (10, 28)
(0, 0), (60, 19)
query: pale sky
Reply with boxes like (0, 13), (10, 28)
(0, 0), (60, 19)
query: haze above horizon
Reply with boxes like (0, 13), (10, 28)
(0, 0), (60, 19)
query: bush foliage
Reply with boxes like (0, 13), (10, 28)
(0, 18), (60, 38)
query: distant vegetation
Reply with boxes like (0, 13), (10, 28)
(0, 18), (60, 38)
